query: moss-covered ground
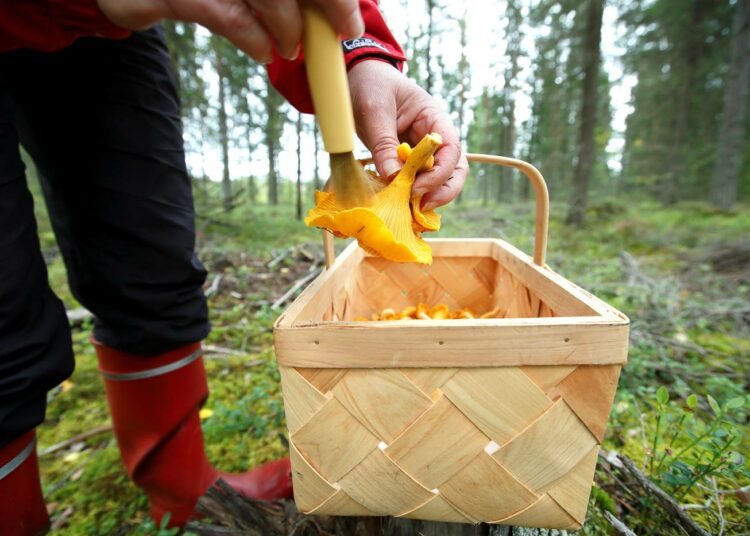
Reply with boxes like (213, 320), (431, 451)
(34, 198), (749, 534)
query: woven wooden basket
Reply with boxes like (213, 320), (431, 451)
(274, 154), (629, 529)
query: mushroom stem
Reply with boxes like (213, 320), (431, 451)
(393, 133), (443, 188)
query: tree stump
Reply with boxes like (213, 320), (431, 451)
(185, 480), (570, 536)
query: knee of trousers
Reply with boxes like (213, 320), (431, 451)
(0, 290), (74, 447)
(72, 250), (211, 357)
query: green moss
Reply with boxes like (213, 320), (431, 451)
(34, 201), (749, 534)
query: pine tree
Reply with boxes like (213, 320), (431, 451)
(710, 0), (750, 210)
(567, 0), (604, 226)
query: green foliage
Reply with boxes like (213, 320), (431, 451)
(646, 389), (747, 496)
(620, 0), (745, 202)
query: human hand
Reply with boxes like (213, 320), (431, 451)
(348, 60), (468, 210)
(96, 0), (364, 64)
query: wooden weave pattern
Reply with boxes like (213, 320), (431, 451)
(280, 363), (621, 528)
(276, 242), (628, 528)
(326, 256), (552, 322)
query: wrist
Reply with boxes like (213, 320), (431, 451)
(342, 36), (405, 73)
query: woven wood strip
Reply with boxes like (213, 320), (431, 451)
(492, 399), (598, 492)
(442, 368), (552, 444)
(386, 395), (489, 489)
(401, 368), (459, 397)
(546, 445), (600, 524)
(291, 396), (379, 482)
(308, 489), (377, 516)
(440, 451), (539, 521)
(398, 494), (474, 523)
(338, 448), (435, 515)
(549, 365), (621, 441)
(331, 369), (433, 443)
(284, 363), (618, 524)
(289, 442), (336, 511)
(494, 494), (579, 529)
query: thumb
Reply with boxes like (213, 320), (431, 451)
(352, 94), (402, 178)
(370, 136), (403, 178)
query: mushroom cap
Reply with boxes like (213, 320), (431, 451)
(305, 133), (442, 265)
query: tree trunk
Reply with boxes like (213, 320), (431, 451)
(267, 133), (279, 205)
(456, 8), (468, 204)
(662, 0), (703, 206)
(424, 0), (436, 95)
(710, 0), (750, 210)
(566, 0), (604, 227)
(215, 42), (232, 212)
(296, 112), (303, 220)
(313, 122), (321, 191)
(500, 5), (522, 201)
(481, 91), (491, 207)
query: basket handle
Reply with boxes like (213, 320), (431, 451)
(322, 153), (549, 268)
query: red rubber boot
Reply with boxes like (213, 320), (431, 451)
(0, 430), (50, 536)
(94, 340), (293, 528)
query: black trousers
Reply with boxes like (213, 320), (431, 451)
(0, 27), (210, 447)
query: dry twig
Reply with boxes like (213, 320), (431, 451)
(40, 425), (112, 457)
(604, 511), (637, 536)
(616, 453), (711, 536)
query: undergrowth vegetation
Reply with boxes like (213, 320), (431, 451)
(36, 198), (749, 534)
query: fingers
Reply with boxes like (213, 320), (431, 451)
(350, 63), (403, 178)
(310, 0), (364, 38)
(194, 0), (275, 62)
(247, 0), (302, 60)
(357, 100), (403, 178)
(420, 152), (468, 209)
(411, 115), (462, 197)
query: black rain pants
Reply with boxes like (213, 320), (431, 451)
(0, 27), (209, 448)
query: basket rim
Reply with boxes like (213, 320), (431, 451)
(275, 238), (629, 329)
(273, 238), (630, 368)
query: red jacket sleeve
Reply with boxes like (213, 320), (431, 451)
(0, 0), (131, 52)
(267, 0), (406, 114)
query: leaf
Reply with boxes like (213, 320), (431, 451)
(656, 386), (669, 405)
(686, 394), (698, 409)
(707, 395), (721, 416)
(199, 408), (214, 420)
(728, 451), (744, 465)
(725, 397), (745, 410)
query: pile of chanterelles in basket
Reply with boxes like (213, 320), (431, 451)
(305, 133), (443, 265)
(357, 303), (503, 322)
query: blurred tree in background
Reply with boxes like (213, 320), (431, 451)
(161, 0), (749, 224)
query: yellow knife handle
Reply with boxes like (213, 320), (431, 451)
(302, 3), (355, 154)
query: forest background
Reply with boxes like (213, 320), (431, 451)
(26, 0), (749, 534)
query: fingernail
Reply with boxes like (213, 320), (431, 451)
(422, 201), (437, 211)
(382, 161), (401, 177)
(286, 43), (301, 61)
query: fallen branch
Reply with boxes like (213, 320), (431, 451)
(267, 247), (293, 270)
(50, 506), (75, 531)
(202, 344), (262, 360)
(604, 511), (637, 536)
(616, 454), (711, 536)
(40, 425), (112, 457)
(205, 274), (223, 298)
(272, 267), (322, 309)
